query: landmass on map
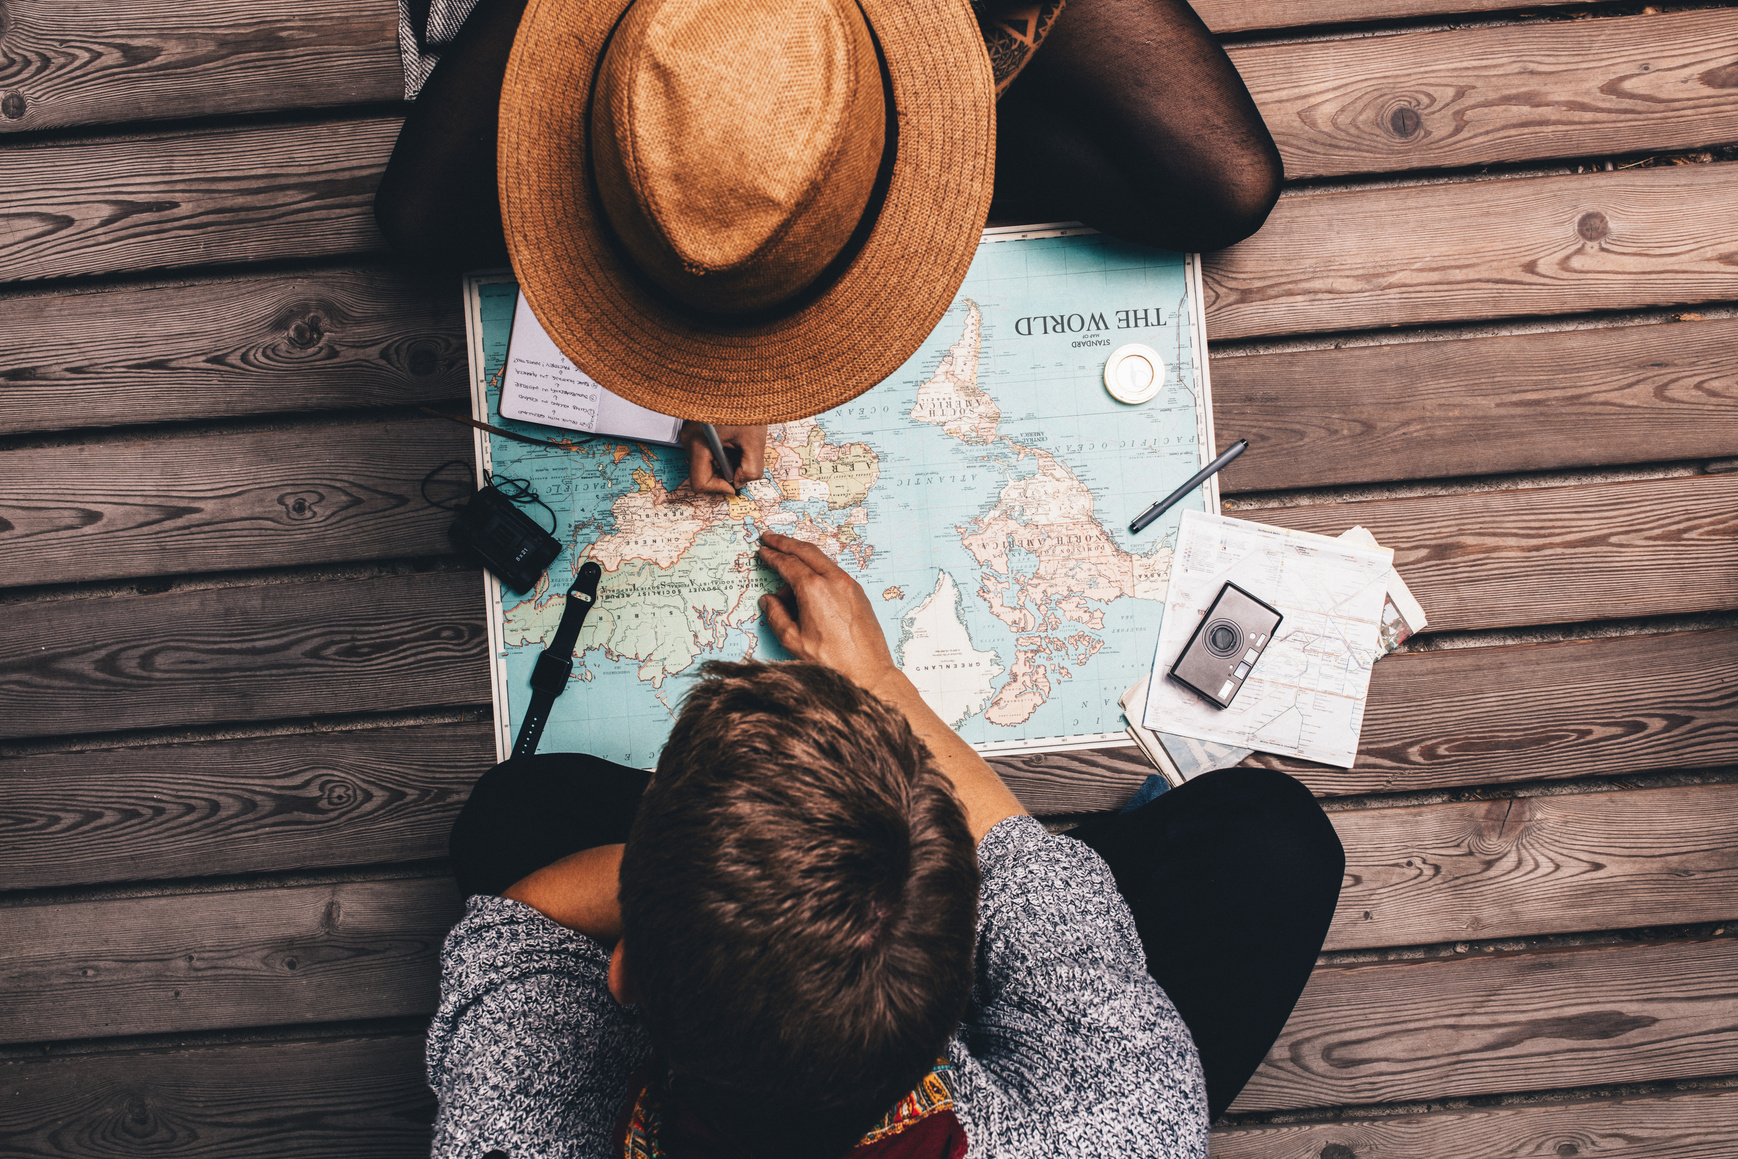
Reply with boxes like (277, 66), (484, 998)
(912, 300), (1173, 725)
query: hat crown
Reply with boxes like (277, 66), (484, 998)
(592, 0), (887, 314)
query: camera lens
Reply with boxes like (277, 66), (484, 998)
(1205, 619), (1242, 657)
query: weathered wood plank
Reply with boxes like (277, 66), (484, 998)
(1240, 9), (1738, 180)
(0, 267), (467, 435)
(0, 879), (460, 1043)
(1236, 935), (1738, 1112)
(1253, 473), (1738, 634)
(0, 418), (473, 585)
(992, 745), (1153, 816)
(1211, 1087), (1738, 1159)
(1329, 783), (1738, 951)
(1260, 629), (1738, 794)
(10, 129), (1732, 326)
(1205, 163), (1738, 340)
(0, 571), (490, 741)
(0, 117), (396, 282)
(19, 0), (1726, 196)
(0, 1035), (433, 1158)
(0, 724), (494, 891)
(1214, 316), (1738, 493)
(1194, 0), (1545, 35)
(0, 0), (402, 134)
(1003, 629), (1738, 804)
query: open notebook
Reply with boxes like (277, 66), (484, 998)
(499, 291), (683, 446)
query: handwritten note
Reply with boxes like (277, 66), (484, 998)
(500, 293), (683, 445)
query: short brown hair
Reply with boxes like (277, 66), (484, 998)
(618, 660), (978, 1159)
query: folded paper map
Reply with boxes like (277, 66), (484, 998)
(1122, 523), (1428, 780)
(1141, 511), (1392, 768)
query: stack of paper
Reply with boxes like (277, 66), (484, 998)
(1134, 511), (1426, 771)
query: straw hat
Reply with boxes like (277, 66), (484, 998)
(498, 0), (997, 425)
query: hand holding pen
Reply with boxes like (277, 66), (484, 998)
(680, 422), (766, 497)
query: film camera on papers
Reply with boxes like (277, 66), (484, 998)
(1169, 581), (1283, 709)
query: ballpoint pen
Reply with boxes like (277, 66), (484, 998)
(701, 423), (740, 497)
(1129, 439), (1248, 534)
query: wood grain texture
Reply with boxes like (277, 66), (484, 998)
(1253, 473), (1738, 633)
(1007, 629), (1738, 806)
(1238, 9), (1738, 180)
(1262, 629), (1738, 795)
(0, 267), (467, 435)
(0, 571), (489, 741)
(1235, 935), (1738, 1112)
(0, 1035), (432, 1159)
(1193, 0), (1546, 35)
(1213, 316), (1738, 493)
(0, 878), (460, 1044)
(991, 745), (1155, 816)
(1204, 163), (1738, 340)
(0, 723), (494, 891)
(0, 0), (402, 134)
(1328, 783), (1738, 951)
(1211, 1087), (1738, 1159)
(0, 418), (473, 585)
(0, 117), (396, 282)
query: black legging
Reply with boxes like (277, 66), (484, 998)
(450, 756), (1342, 1120)
(375, 0), (1283, 270)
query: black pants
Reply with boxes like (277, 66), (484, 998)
(450, 757), (1342, 1121)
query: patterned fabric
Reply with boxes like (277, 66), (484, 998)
(972, 2), (1068, 96)
(616, 1060), (963, 1159)
(861, 1061), (959, 1146)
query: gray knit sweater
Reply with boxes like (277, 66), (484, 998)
(427, 815), (1209, 1158)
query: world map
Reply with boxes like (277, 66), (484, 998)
(467, 228), (1217, 767)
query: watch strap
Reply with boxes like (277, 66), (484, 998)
(511, 562), (602, 761)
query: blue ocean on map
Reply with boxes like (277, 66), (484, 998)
(471, 230), (1216, 766)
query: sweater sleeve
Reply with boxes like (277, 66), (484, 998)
(947, 816), (1209, 1159)
(427, 895), (652, 1159)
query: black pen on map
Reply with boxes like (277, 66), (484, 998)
(701, 423), (741, 497)
(1129, 439), (1248, 534)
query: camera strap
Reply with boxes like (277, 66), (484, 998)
(511, 561), (603, 761)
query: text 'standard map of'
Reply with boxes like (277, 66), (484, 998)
(466, 227), (1218, 766)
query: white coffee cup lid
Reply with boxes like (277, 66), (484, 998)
(1103, 344), (1164, 404)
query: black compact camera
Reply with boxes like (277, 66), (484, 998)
(448, 484), (562, 592)
(1169, 581), (1283, 709)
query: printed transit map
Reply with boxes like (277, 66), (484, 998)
(466, 227), (1218, 766)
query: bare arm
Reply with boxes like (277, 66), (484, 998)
(502, 843), (624, 943)
(757, 532), (1026, 841)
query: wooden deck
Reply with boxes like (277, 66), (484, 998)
(2, 1), (1737, 1154)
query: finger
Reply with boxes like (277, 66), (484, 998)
(757, 537), (820, 585)
(773, 533), (843, 577)
(686, 440), (735, 496)
(759, 589), (800, 649)
(733, 426), (767, 482)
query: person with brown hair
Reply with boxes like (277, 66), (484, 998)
(379, 0), (1283, 495)
(429, 531), (1344, 1158)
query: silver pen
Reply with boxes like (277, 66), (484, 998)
(1129, 439), (1248, 534)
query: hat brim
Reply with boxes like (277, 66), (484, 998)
(498, 0), (997, 425)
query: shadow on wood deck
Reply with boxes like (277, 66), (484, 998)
(2, 0), (1737, 1155)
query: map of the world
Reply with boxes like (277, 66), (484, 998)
(466, 227), (1218, 767)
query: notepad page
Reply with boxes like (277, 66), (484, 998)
(499, 292), (682, 446)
